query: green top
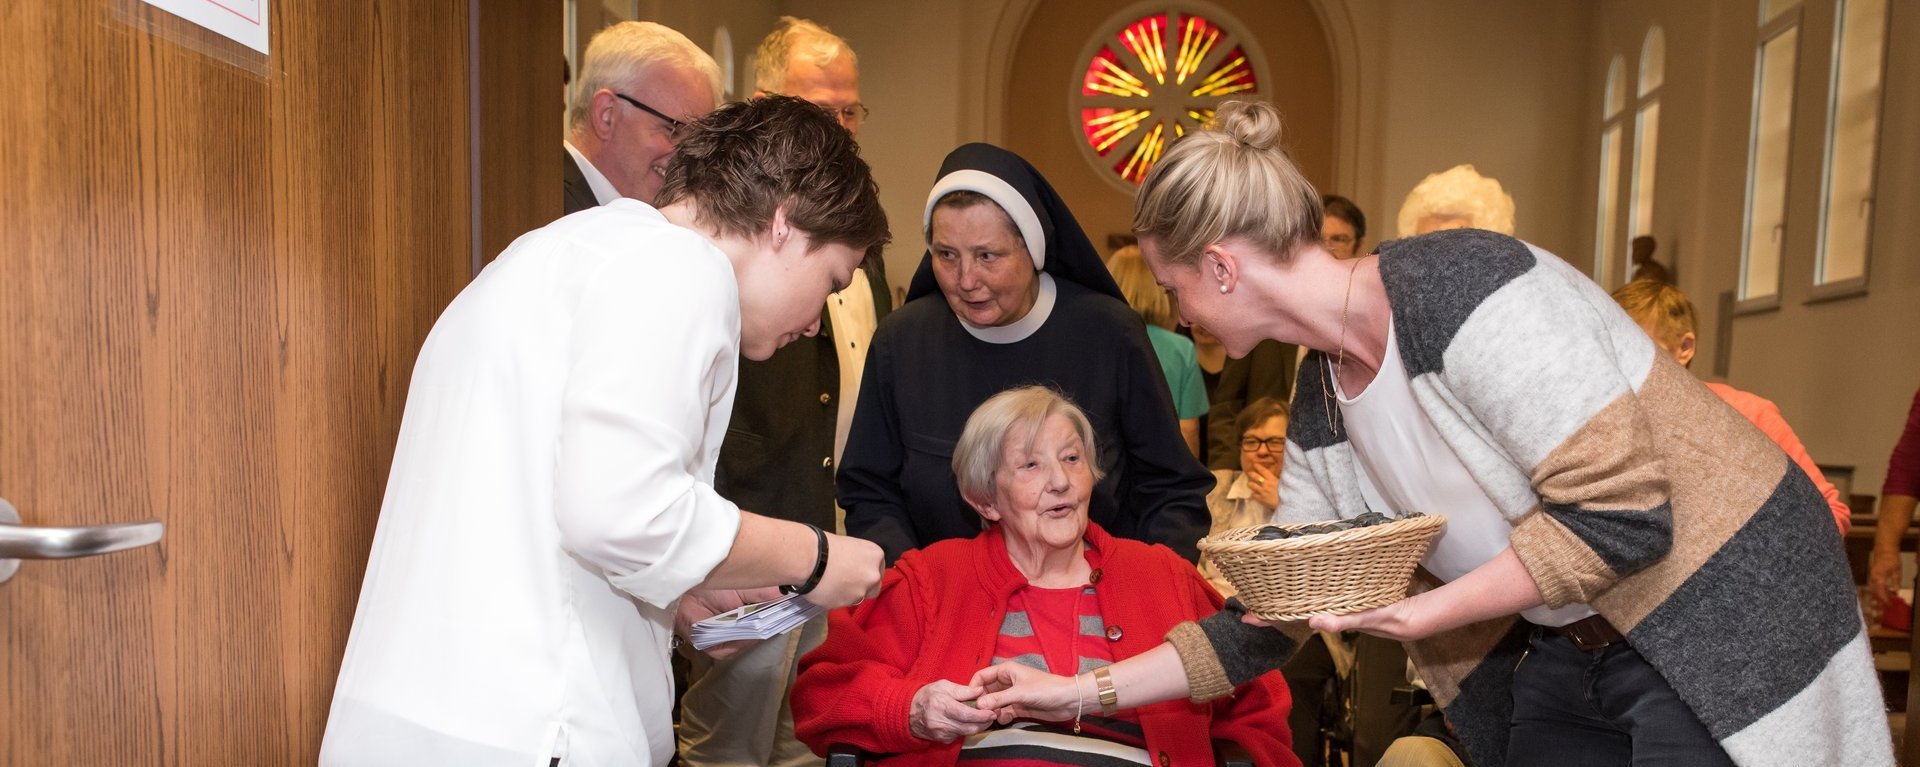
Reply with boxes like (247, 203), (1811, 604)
(1144, 324), (1209, 420)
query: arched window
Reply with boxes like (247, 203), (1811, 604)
(1594, 56), (1627, 285)
(1072, 5), (1268, 192)
(1625, 27), (1663, 284)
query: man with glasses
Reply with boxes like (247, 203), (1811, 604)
(564, 22), (720, 214)
(675, 16), (887, 767)
(752, 17), (869, 138)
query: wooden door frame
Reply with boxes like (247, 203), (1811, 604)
(472, 0), (564, 272)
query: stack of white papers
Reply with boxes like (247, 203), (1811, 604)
(688, 593), (826, 650)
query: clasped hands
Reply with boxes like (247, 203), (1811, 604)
(938, 599), (1444, 743)
(907, 667), (1081, 743)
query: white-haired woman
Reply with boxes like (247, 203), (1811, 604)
(974, 101), (1889, 767)
(1395, 164), (1515, 238)
(794, 386), (1295, 766)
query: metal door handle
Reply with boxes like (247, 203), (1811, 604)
(0, 497), (164, 584)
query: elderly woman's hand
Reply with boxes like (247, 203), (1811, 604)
(969, 662), (1079, 724)
(910, 680), (997, 743)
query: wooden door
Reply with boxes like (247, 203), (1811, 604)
(0, 1), (553, 762)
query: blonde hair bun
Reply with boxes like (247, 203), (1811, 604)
(1213, 101), (1284, 151)
(1132, 99), (1321, 268)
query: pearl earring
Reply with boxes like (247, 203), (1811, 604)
(1219, 283), (1229, 294)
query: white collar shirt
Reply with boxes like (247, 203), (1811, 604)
(320, 199), (742, 766)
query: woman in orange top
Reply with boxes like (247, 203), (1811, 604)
(1611, 278), (1850, 531)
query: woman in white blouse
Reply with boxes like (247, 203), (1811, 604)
(320, 96), (888, 767)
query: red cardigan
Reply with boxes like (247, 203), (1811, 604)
(792, 523), (1298, 767)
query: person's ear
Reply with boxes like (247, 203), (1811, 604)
(1205, 244), (1236, 293)
(769, 206), (793, 253)
(969, 497), (1001, 523)
(1676, 331), (1697, 368)
(591, 89), (620, 140)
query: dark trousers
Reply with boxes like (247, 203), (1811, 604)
(1506, 631), (1735, 767)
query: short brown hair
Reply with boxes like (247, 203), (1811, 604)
(1133, 100), (1322, 266)
(657, 95), (888, 253)
(1236, 397), (1290, 438)
(1611, 278), (1696, 348)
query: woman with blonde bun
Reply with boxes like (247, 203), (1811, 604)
(971, 101), (1889, 767)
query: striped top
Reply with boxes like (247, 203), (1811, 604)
(1167, 229), (1893, 766)
(961, 585), (1149, 766)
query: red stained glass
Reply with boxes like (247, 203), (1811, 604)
(1075, 10), (1260, 187)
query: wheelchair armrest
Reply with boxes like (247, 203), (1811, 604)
(1214, 738), (1254, 767)
(826, 744), (869, 767)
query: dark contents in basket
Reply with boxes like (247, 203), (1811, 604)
(1250, 511), (1419, 540)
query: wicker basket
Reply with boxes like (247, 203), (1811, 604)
(1199, 515), (1448, 622)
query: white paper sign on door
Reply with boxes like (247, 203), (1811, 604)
(141, 0), (269, 55)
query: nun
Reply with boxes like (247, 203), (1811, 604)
(838, 143), (1212, 563)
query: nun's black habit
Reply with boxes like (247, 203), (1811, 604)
(837, 143), (1213, 562)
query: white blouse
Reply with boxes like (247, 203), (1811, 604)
(321, 200), (743, 766)
(1331, 320), (1595, 628)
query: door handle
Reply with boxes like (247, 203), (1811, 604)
(0, 497), (164, 584)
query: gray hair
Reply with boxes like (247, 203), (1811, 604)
(754, 17), (857, 93)
(952, 386), (1104, 509)
(1396, 164), (1516, 237)
(568, 21), (722, 133)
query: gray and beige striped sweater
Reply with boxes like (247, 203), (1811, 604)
(1165, 229), (1892, 767)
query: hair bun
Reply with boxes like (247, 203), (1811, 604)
(1212, 101), (1282, 150)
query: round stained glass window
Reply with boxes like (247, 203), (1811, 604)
(1072, 5), (1266, 191)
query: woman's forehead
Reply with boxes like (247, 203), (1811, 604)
(999, 414), (1082, 455)
(931, 203), (1024, 247)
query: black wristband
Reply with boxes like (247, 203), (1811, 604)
(781, 523), (830, 596)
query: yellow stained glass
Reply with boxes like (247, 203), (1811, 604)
(1076, 11), (1259, 186)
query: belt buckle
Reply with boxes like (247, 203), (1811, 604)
(1563, 619), (1615, 652)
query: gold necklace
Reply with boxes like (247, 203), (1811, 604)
(1320, 256), (1367, 436)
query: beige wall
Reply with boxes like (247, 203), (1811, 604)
(1591, 0), (1920, 496)
(1339, 0), (1594, 255)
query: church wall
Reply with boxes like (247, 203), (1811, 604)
(1592, 0), (1920, 496)
(623, 0), (1919, 496)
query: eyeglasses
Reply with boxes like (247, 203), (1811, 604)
(613, 92), (689, 139)
(766, 92), (870, 128)
(1240, 437), (1286, 453)
(825, 102), (871, 127)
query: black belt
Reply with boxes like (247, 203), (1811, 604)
(1543, 615), (1626, 651)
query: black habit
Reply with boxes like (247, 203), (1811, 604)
(838, 143), (1212, 563)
